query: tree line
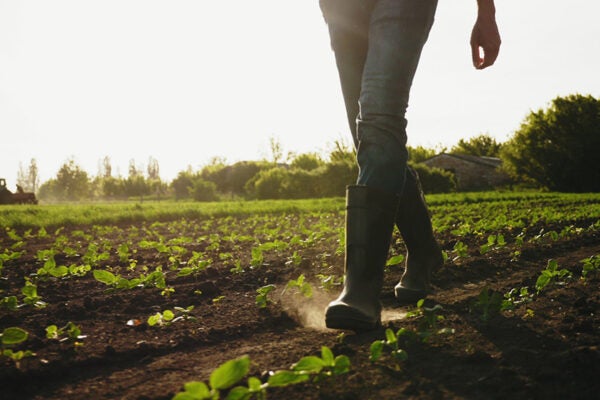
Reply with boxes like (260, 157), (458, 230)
(16, 94), (600, 202)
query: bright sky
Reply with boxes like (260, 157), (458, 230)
(1, 0), (599, 184)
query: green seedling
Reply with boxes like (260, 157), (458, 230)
(148, 310), (175, 327)
(93, 267), (167, 290)
(406, 299), (452, 341)
(117, 243), (131, 263)
(386, 254), (405, 267)
(0, 249), (23, 278)
(370, 328), (410, 363)
(452, 241), (469, 260)
(250, 247), (264, 268)
(149, 306), (197, 326)
(479, 234), (506, 255)
(212, 296), (226, 304)
(46, 321), (87, 346)
(1, 327), (35, 367)
(316, 274), (342, 292)
(255, 284), (276, 308)
(268, 346), (350, 386)
(535, 259), (572, 294)
(173, 347), (350, 399)
(177, 252), (211, 277)
(229, 260), (244, 274)
(284, 274), (313, 298)
(472, 287), (503, 322)
(173, 355), (250, 400)
(21, 281), (47, 308)
(581, 255), (600, 279)
(285, 251), (303, 267)
(0, 295), (18, 311)
(501, 286), (534, 311)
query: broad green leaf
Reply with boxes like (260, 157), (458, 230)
(209, 355), (250, 390)
(333, 355), (351, 374)
(369, 340), (384, 362)
(46, 325), (59, 339)
(247, 377), (262, 391)
(225, 386), (250, 400)
(1, 327), (28, 345)
(267, 370), (309, 387)
(147, 314), (161, 326)
(183, 381), (211, 398)
(21, 283), (38, 298)
(291, 356), (324, 373)
(163, 310), (175, 321)
(50, 265), (69, 278)
(321, 346), (334, 366)
(386, 254), (405, 266)
(93, 269), (117, 285)
(385, 328), (397, 344)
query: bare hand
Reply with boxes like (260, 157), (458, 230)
(470, 14), (501, 69)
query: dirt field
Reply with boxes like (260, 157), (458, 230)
(1, 217), (599, 400)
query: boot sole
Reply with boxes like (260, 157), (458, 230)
(325, 305), (381, 332)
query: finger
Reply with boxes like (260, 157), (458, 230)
(478, 45), (500, 69)
(471, 43), (482, 68)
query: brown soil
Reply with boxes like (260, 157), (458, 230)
(1, 218), (599, 400)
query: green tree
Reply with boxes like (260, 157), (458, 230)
(171, 169), (196, 200)
(450, 134), (502, 157)
(501, 94), (600, 192)
(189, 178), (218, 202)
(38, 159), (91, 201)
(328, 139), (356, 164)
(410, 163), (456, 194)
(290, 152), (324, 171)
(407, 145), (440, 163)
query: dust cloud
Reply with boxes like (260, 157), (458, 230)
(278, 289), (408, 330)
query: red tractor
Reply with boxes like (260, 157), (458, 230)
(0, 178), (38, 205)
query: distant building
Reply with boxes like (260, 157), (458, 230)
(422, 153), (511, 191)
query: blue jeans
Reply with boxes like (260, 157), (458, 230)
(320, 0), (437, 195)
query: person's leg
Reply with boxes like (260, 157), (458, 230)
(356, 0), (438, 195)
(319, 0), (374, 148)
(326, 0), (442, 303)
(321, 0), (438, 330)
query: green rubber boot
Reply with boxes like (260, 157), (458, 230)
(325, 185), (399, 332)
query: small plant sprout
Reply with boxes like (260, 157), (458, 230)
(0, 295), (19, 311)
(268, 346), (351, 387)
(1, 327), (35, 367)
(370, 328), (409, 364)
(285, 251), (303, 267)
(386, 254), (405, 267)
(21, 280), (47, 308)
(148, 310), (175, 327)
(148, 307), (197, 327)
(479, 234), (506, 255)
(284, 274), (313, 298)
(535, 259), (572, 294)
(501, 286), (534, 311)
(452, 241), (469, 261)
(255, 284), (276, 308)
(46, 322), (87, 347)
(173, 355), (251, 400)
(580, 255), (600, 279)
(316, 274), (342, 292)
(472, 287), (503, 322)
(173, 347), (350, 400)
(406, 299), (453, 341)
